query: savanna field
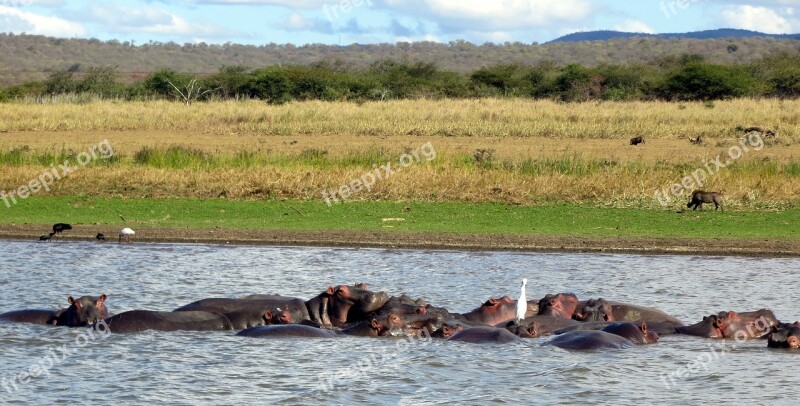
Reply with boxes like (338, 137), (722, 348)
(0, 98), (799, 243)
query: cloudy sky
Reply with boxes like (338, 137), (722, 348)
(0, 0), (797, 45)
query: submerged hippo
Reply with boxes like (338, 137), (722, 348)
(340, 314), (405, 337)
(0, 294), (109, 327)
(102, 310), (234, 333)
(544, 330), (636, 350)
(175, 295), (310, 325)
(768, 322), (800, 349)
(236, 324), (336, 339)
(447, 326), (521, 344)
(305, 284), (389, 328)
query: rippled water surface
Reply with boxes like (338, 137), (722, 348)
(1, 241), (799, 405)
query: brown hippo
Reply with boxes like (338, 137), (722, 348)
(677, 309), (778, 339)
(767, 322), (800, 349)
(102, 310), (234, 333)
(601, 322), (659, 345)
(606, 301), (684, 330)
(447, 326), (522, 344)
(174, 295), (310, 325)
(340, 314), (405, 337)
(537, 293), (580, 319)
(0, 294), (109, 327)
(455, 296), (518, 326)
(431, 322), (464, 339)
(687, 190), (723, 211)
(504, 320), (541, 338)
(575, 298), (614, 322)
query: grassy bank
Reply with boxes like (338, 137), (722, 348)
(1, 99), (798, 140)
(3, 196), (798, 239)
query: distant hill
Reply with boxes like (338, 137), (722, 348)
(1, 32), (800, 86)
(550, 29), (800, 43)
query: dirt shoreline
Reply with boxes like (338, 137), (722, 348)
(2, 224), (798, 257)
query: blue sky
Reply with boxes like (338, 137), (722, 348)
(0, 1), (797, 45)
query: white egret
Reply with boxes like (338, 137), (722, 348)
(119, 228), (135, 243)
(515, 278), (528, 324)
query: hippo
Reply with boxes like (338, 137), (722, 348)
(236, 324), (337, 339)
(504, 320), (541, 338)
(767, 322), (800, 349)
(174, 295), (310, 324)
(102, 310), (234, 333)
(677, 309), (777, 339)
(606, 301), (684, 328)
(447, 326), (521, 344)
(455, 296), (518, 326)
(601, 322), (658, 345)
(575, 298), (614, 322)
(371, 296), (453, 336)
(526, 315), (580, 335)
(431, 322), (464, 339)
(340, 314), (405, 337)
(304, 284), (389, 328)
(544, 330), (636, 350)
(0, 294), (109, 327)
(537, 293), (580, 319)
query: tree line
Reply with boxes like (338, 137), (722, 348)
(1, 53), (798, 103)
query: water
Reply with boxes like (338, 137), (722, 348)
(0, 241), (798, 405)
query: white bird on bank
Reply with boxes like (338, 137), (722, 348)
(119, 228), (135, 243)
(515, 278), (528, 324)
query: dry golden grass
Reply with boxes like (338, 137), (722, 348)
(0, 99), (798, 209)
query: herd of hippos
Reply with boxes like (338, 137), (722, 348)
(1, 280), (798, 350)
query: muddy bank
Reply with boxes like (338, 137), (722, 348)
(2, 224), (798, 257)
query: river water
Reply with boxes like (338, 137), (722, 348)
(0, 241), (798, 405)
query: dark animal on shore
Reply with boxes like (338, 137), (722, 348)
(630, 136), (645, 145)
(689, 136), (703, 144)
(687, 190), (723, 211)
(96, 233), (106, 241)
(52, 223), (72, 235)
(741, 126), (776, 137)
(39, 232), (55, 242)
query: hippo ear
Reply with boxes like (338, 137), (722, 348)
(96, 294), (107, 305)
(326, 286), (335, 295)
(442, 326), (452, 335)
(788, 336), (800, 348)
(68, 296), (75, 305)
(641, 322), (648, 335)
(370, 319), (380, 329)
(264, 311), (273, 322)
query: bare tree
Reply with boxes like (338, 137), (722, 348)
(166, 78), (217, 106)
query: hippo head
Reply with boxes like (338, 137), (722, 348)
(639, 323), (659, 344)
(505, 320), (540, 338)
(265, 308), (296, 325)
(56, 294), (109, 327)
(326, 284), (390, 327)
(768, 324), (800, 349)
(716, 310), (777, 339)
(537, 293), (579, 319)
(576, 298), (614, 322)
(432, 323), (464, 339)
(370, 314), (405, 337)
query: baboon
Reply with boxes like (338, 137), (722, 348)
(630, 136), (645, 145)
(687, 190), (723, 211)
(689, 136), (703, 144)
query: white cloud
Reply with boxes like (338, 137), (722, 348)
(79, 4), (240, 38)
(721, 5), (797, 34)
(179, 0), (330, 7)
(612, 19), (655, 34)
(0, 5), (85, 36)
(382, 0), (593, 32)
(281, 12), (333, 33)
